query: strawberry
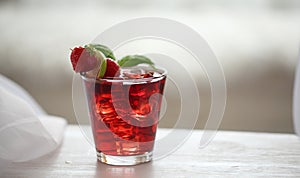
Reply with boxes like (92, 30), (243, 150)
(103, 59), (120, 78)
(69, 44), (155, 79)
(70, 46), (98, 73)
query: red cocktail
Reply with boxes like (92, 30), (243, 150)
(82, 67), (166, 165)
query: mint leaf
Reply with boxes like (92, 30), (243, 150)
(87, 44), (116, 60)
(118, 55), (154, 67)
(97, 59), (107, 78)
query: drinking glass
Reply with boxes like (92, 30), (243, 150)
(82, 67), (167, 165)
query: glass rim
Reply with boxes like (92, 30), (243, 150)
(81, 66), (167, 83)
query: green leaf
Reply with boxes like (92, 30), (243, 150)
(88, 44), (116, 60)
(97, 59), (107, 78)
(118, 55), (154, 67)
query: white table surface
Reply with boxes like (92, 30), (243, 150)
(2, 125), (300, 177)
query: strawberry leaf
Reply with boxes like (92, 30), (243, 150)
(87, 44), (116, 60)
(118, 55), (154, 67)
(97, 59), (107, 78)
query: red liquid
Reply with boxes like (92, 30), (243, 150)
(83, 73), (166, 156)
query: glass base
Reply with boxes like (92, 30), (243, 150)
(97, 151), (153, 166)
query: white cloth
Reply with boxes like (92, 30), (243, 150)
(0, 75), (66, 168)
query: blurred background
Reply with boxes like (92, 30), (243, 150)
(0, 0), (299, 133)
